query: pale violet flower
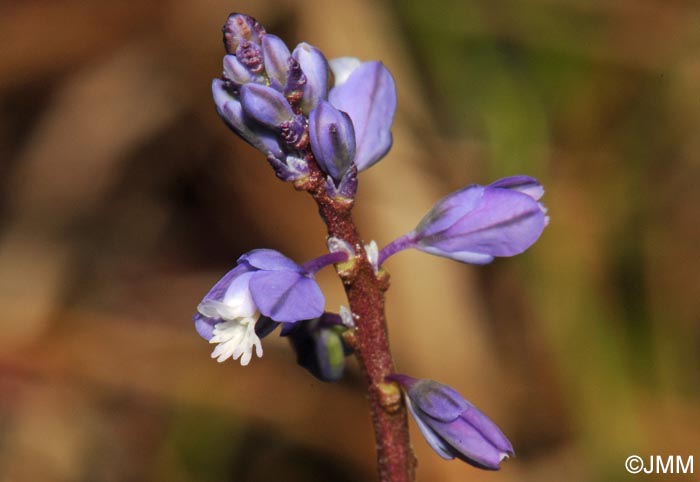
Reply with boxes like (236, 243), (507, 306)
(194, 249), (325, 365)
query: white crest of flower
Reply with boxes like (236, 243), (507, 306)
(208, 317), (262, 366)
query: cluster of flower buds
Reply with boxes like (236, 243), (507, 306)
(198, 12), (551, 473)
(212, 13), (396, 198)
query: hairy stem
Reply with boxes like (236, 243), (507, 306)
(304, 166), (416, 482)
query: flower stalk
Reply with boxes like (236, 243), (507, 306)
(300, 250), (349, 274)
(304, 160), (416, 482)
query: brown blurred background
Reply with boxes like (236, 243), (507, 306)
(1, 0), (699, 481)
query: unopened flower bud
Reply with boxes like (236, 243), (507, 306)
(293, 42), (330, 114)
(262, 34), (291, 90)
(412, 176), (548, 264)
(212, 79), (284, 160)
(223, 13), (266, 54)
(223, 54), (259, 85)
(309, 100), (356, 181)
(240, 83), (295, 128)
(388, 374), (515, 470)
(286, 314), (351, 382)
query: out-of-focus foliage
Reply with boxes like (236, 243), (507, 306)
(1, 1), (698, 481)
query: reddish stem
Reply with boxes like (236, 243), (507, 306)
(301, 164), (416, 482)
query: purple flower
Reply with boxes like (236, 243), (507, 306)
(379, 176), (548, 265)
(388, 374), (514, 470)
(194, 249), (325, 365)
(328, 60), (396, 172)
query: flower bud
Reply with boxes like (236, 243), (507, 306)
(212, 79), (284, 160)
(309, 100), (356, 181)
(262, 34), (292, 90)
(388, 374), (514, 470)
(223, 13), (266, 54)
(284, 58), (307, 105)
(411, 176), (548, 264)
(285, 314), (351, 382)
(240, 83), (295, 128)
(223, 54), (259, 85)
(293, 42), (330, 114)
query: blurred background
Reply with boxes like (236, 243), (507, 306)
(1, 0), (699, 481)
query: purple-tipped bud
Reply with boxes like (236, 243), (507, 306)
(212, 79), (284, 160)
(329, 61), (396, 171)
(309, 100), (356, 181)
(292, 43), (330, 114)
(262, 34), (292, 90)
(240, 83), (296, 128)
(223, 13), (266, 54)
(410, 176), (548, 264)
(388, 374), (515, 470)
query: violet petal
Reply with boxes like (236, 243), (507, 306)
(249, 270), (325, 322)
(489, 175), (544, 201)
(408, 379), (470, 422)
(405, 397), (456, 460)
(329, 61), (396, 171)
(238, 249), (303, 272)
(427, 413), (513, 470)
